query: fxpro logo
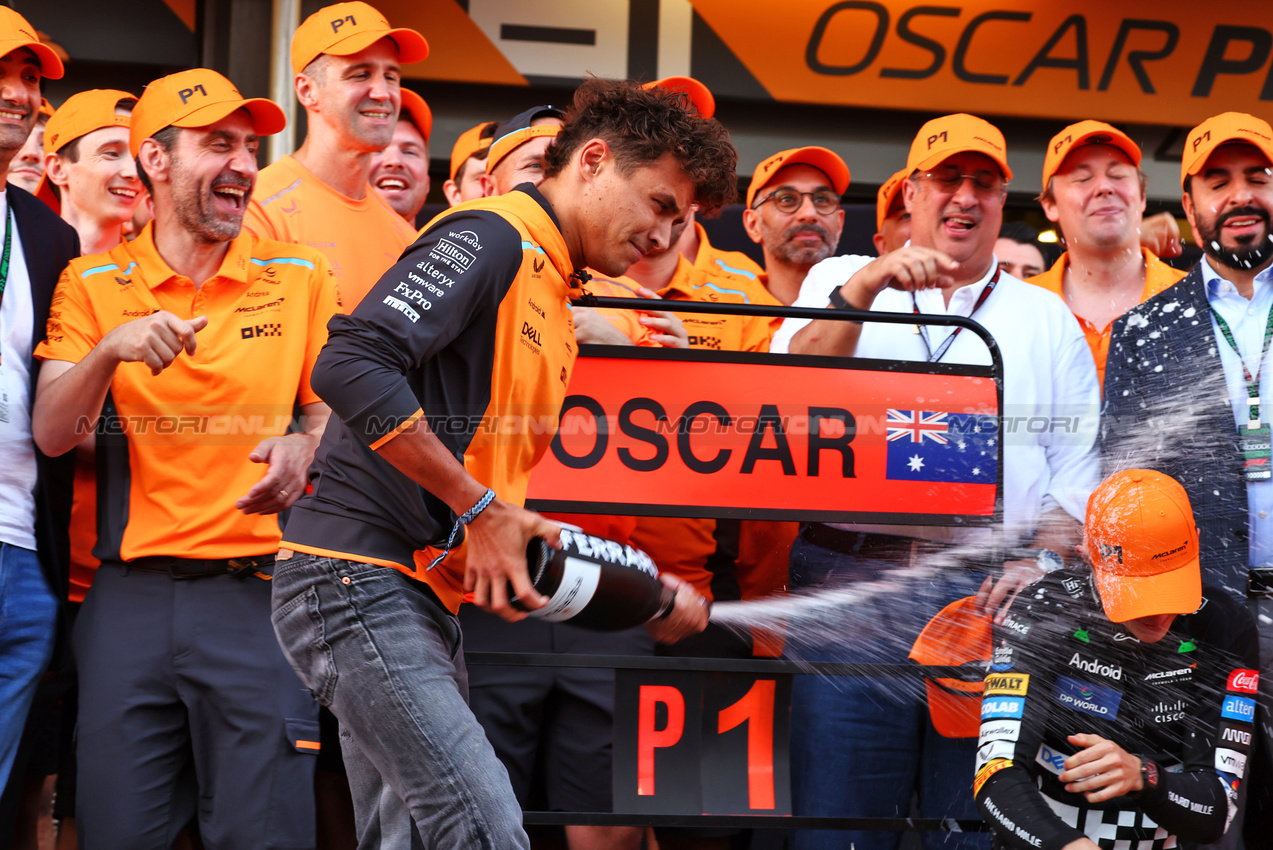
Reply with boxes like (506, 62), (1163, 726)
(1069, 653), (1122, 681)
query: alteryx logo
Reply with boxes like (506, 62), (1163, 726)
(1222, 696), (1256, 724)
(1052, 675), (1122, 719)
(981, 697), (1025, 720)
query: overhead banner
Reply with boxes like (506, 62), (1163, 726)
(688, 0), (1273, 126)
(524, 347), (1002, 524)
(374, 0), (1273, 127)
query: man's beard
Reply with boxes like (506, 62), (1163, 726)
(1198, 205), (1273, 272)
(170, 155), (251, 244)
(772, 222), (836, 267)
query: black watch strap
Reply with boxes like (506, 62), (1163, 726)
(828, 286), (852, 311)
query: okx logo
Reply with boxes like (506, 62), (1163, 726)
(241, 323), (282, 339)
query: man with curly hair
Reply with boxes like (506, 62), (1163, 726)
(270, 78), (736, 849)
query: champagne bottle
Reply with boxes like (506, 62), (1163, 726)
(513, 528), (675, 631)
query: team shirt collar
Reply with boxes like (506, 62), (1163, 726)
(128, 221), (253, 291)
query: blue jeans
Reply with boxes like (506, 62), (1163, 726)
(0, 543), (57, 789)
(787, 534), (990, 850)
(270, 553), (529, 850)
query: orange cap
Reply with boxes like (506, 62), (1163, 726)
(131, 69), (286, 157)
(1042, 120), (1141, 189)
(1181, 112), (1273, 187)
(449, 121), (496, 180)
(44, 89), (136, 156)
(38, 97), (54, 119)
(746, 146), (850, 209)
(906, 113), (1012, 181)
(486, 105), (563, 175)
(38, 89), (137, 215)
(642, 76), (715, 119)
(399, 88), (431, 143)
(876, 167), (910, 232)
(0, 8), (63, 79)
(908, 596), (992, 738)
(291, 1), (428, 75)
(1084, 469), (1202, 623)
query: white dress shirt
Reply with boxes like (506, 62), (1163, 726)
(1201, 259), (1273, 567)
(772, 253), (1100, 545)
(0, 189), (38, 551)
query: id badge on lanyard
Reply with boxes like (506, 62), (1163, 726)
(1212, 303), (1273, 480)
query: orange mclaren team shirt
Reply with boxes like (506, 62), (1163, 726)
(579, 275), (657, 345)
(244, 155), (416, 310)
(280, 187), (582, 613)
(1028, 247), (1184, 389)
(35, 226), (339, 562)
(588, 224), (782, 354)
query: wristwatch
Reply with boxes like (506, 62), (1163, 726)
(1139, 756), (1159, 795)
(1034, 549), (1065, 573)
(827, 286), (853, 311)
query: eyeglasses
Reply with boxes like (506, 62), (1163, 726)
(753, 189), (841, 215)
(917, 168), (1008, 197)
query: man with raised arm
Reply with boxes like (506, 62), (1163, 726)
(772, 114), (1099, 850)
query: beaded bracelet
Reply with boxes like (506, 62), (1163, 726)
(426, 488), (496, 570)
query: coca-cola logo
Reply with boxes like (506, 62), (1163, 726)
(1228, 669), (1260, 695)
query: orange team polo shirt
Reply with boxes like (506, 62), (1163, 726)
(588, 224), (782, 353)
(1028, 247), (1184, 389)
(35, 225), (339, 562)
(244, 154), (415, 310)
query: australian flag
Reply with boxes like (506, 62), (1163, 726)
(885, 410), (998, 484)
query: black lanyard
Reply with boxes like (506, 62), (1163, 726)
(911, 268), (1000, 363)
(1211, 299), (1273, 427)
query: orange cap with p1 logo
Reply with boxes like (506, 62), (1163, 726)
(745, 146), (850, 210)
(130, 69), (287, 157)
(1181, 112), (1273, 187)
(906, 113), (1012, 181)
(1041, 120), (1141, 190)
(291, 1), (428, 75)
